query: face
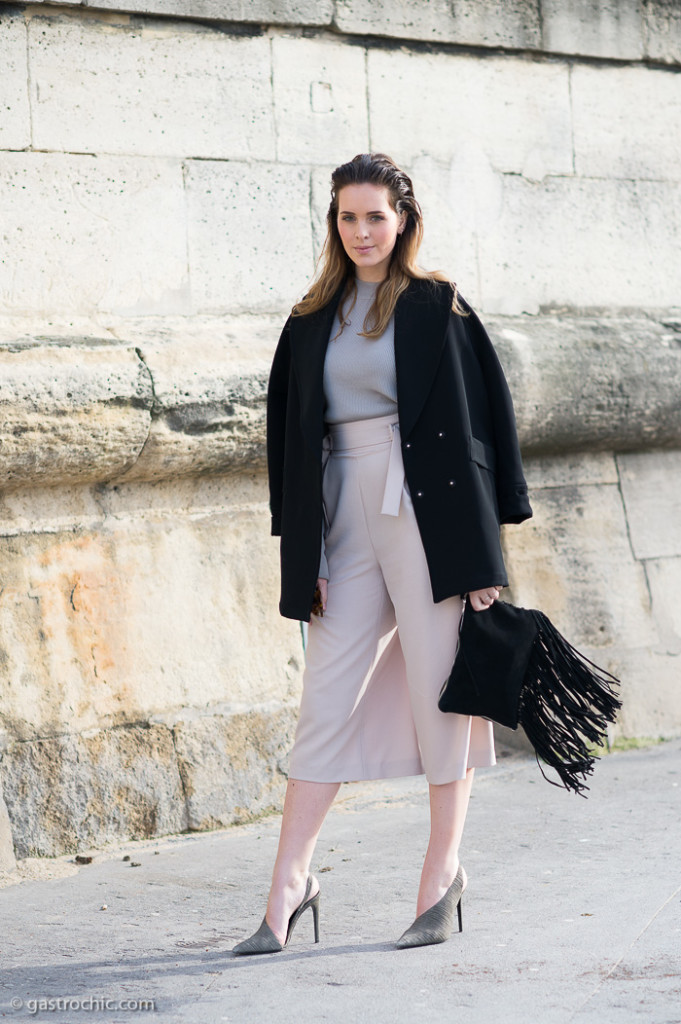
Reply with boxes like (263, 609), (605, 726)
(336, 183), (406, 282)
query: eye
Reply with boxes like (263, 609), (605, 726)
(370, 215), (385, 221)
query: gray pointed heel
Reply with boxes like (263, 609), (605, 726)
(232, 875), (320, 956)
(396, 865), (467, 949)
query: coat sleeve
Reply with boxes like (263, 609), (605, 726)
(458, 296), (533, 525)
(266, 318), (292, 537)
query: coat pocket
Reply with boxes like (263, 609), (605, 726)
(469, 435), (497, 473)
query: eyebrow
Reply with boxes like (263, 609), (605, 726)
(339, 209), (386, 215)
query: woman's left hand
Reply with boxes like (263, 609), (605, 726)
(469, 585), (502, 612)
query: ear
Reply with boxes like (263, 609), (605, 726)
(397, 210), (408, 235)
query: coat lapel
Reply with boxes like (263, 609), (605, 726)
(395, 280), (452, 441)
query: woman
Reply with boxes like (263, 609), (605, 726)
(233, 153), (532, 955)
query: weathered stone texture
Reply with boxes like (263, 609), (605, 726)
(0, 789), (17, 874)
(645, 557), (681, 657)
(485, 314), (681, 454)
(477, 176), (681, 314)
(0, 11), (30, 152)
(112, 315), (278, 481)
(0, 478), (303, 742)
(15, 0), (681, 66)
(617, 452), (681, 560)
(0, 153), (189, 317)
(0, 703), (298, 858)
(572, 65), (681, 181)
(504, 481), (654, 650)
(541, 0), (644, 59)
(644, 0), (681, 64)
(369, 50), (572, 177)
(0, 343), (152, 489)
(171, 705), (296, 829)
(272, 35), (369, 164)
(21, 0), (335, 24)
(523, 452), (619, 490)
(28, 14), (275, 160)
(0, 724), (188, 858)
(335, 0), (541, 48)
(185, 161), (312, 314)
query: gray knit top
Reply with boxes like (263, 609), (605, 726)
(318, 278), (398, 580)
(322, 278), (397, 424)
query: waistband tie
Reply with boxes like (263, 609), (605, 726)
(322, 415), (405, 518)
(380, 421), (405, 517)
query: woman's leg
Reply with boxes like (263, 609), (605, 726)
(265, 777), (340, 943)
(416, 768), (475, 916)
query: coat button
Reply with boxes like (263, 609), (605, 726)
(448, 479), (456, 486)
(416, 491), (423, 498)
(404, 442), (411, 449)
(438, 431), (446, 438)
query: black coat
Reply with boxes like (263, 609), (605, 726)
(267, 277), (532, 621)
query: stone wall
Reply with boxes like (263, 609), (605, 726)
(1, 0), (680, 865)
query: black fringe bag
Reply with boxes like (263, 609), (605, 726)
(438, 598), (622, 796)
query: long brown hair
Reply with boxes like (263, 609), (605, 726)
(292, 153), (465, 338)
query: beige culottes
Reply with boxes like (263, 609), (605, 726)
(288, 414), (496, 786)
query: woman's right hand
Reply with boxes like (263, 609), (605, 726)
(468, 585), (502, 612)
(316, 578), (328, 612)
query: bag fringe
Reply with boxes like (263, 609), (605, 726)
(518, 611), (622, 796)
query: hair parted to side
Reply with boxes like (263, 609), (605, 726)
(292, 153), (466, 338)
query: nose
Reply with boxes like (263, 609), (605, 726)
(355, 220), (370, 238)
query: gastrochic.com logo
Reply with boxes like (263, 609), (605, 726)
(10, 995), (156, 1014)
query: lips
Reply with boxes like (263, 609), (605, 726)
(355, 246), (374, 254)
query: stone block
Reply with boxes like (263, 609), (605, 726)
(483, 314), (681, 454)
(572, 65), (681, 180)
(541, 0), (644, 59)
(109, 313), (280, 481)
(617, 451), (681, 560)
(407, 151), (497, 307)
(0, 11), (30, 151)
(171, 705), (296, 829)
(368, 49), (572, 177)
(185, 160), (312, 314)
(335, 0), (540, 48)
(477, 176), (681, 314)
(310, 164), (336, 262)
(0, 342), (151, 489)
(523, 453), (619, 490)
(0, 153), (189, 317)
(0, 477), (304, 741)
(644, 0), (681, 64)
(20, 0), (334, 23)
(450, 0), (540, 48)
(272, 35), (368, 164)
(0, 725), (187, 858)
(28, 14), (275, 160)
(0, 788), (17, 873)
(645, 557), (681, 656)
(503, 483), (654, 652)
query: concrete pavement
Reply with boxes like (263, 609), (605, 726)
(1, 740), (680, 1024)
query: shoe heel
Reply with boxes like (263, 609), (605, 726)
(457, 895), (463, 934)
(311, 893), (320, 943)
